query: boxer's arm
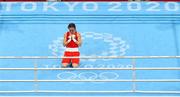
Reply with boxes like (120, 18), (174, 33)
(63, 33), (71, 46)
(74, 33), (82, 46)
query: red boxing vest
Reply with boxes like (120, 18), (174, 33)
(66, 32), (79, 48)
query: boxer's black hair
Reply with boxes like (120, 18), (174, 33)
(68, 23), (76, 29)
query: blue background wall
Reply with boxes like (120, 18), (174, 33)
(0, 2), (180, 96)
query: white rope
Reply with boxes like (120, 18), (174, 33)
(0, 90), (180, 94)
(136, 91), (180, 94)
(3, 15), (180, 18)
(0, 56), (180, 59)
(0, 90), (133, 93)
(0, 79), (180, 82)
(0, 68), (180, 70)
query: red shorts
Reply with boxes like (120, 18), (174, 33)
(62, 51), (80, 64)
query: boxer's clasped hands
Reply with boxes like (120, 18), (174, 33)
(67, 34), (77, 43)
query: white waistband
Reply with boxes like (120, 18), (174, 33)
(66, 48), (79, 52)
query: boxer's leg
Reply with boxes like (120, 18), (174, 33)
(61, 51), (71, 68)
(72, 52), (80, 68)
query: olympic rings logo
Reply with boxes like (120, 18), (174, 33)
(56, 71), (119, 83)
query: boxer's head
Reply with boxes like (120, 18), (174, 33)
(68, 23), (76, 33)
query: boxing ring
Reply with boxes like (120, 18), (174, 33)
(0, 2), (180, 96)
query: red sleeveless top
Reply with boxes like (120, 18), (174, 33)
(66, 32), (79, 48)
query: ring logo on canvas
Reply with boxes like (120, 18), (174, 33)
(49, 32), (130, 62)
